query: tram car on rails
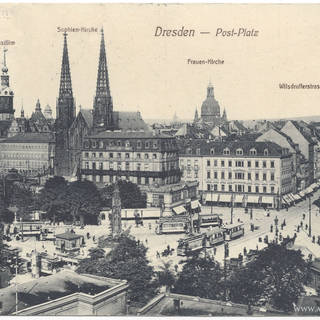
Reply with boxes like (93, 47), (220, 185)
(199, 213), (223, 228)
(205, 227), (225, 247)
(155, 216), (189, 235)
(222, 223), (245, 241)
(177, 233), (205, 256)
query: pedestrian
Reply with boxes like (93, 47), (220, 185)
(167, 244), (170, 251)
(145, 239), (148, 244)
(281, 224), (283, 231)
(306, 224), (308, 230)
(214, 247), (217, 255)
(270, 225), (273, 233)
(300, 221), (303, 227)
(279, 233), (283, 241)
(256, 244), (259, 251)
(313, 235), (316, 243)
(174, 264), (178, 273)
(243, 247), (247, 256)
(303, 213), (306, 220)
(297, 225), (300, 232)
(283, 219), (286, 227)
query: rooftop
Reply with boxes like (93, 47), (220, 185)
(138, 293), (284, 316)
(55, 231), (83, 240)
(0, 270), (125, 315)
(88, 129), (172, 139)
(178, 139), (289, 157)
(0, 132), (54, 144)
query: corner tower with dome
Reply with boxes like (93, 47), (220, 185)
(195, 83), (227, 127)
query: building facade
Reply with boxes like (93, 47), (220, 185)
(0, 133), (55, 176)
(80, 131), (181, 187)
(179, 140), (294, 208)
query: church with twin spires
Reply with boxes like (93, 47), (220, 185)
(55, 29), (149, 177)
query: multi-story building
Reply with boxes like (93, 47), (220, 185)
(281, 120), (317, 185)
(80, 131), (181, 187)
(179, 140), (295, 208)
(0, 132), (55, 176)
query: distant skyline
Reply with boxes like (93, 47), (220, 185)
(2, 4), (320, 121)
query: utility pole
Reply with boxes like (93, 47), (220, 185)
(309, 195), (312, 238)
(230, 193), (233, 225)
(210, 186), (213, 214)
(15, 253), (18, 313)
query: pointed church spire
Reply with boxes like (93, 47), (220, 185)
(96, 27), (111, 97)
(93, 27), (113, 131)
(21, 104), (25, 118)
(35, 98), (41, 112)
(1, 48), (9, 87)
(222, 108), (227, 121)
(194, 108), (199, 122)
(59, 32), (73, 98)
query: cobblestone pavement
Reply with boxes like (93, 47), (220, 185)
(6, 189), (320, 283)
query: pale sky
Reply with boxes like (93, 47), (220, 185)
(1, 4), (320, 120)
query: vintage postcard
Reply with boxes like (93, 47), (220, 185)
(0, 3), (320, 317)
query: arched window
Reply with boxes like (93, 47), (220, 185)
(210, 148), (215, 155)
(223, 148), (230, 155)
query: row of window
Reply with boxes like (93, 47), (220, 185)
(0, 144), (49, 150)
(187, 147), (274, 156)
(84, 152), (162, 160)
(84, 139), (175, 150)
(207, 184), (276, 194)
(84, 161), (177, 171)
(206, 171), (275, 181)
(205, 159), (275, 168)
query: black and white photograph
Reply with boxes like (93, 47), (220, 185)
(1, 3), (320, 316)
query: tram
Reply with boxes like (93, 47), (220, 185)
(177, 233), (205, 256)
(205, 227), (225, 247)
(222, 223), (245, 241)
(199, 213), (222, 228)
(155, 216), (189, 235)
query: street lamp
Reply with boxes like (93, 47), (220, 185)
(309, 194), (312, 238)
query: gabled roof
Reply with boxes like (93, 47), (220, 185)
(79, 109), (93, 128)
(289, 120), (316, 145)
(113, 111), (150, 131)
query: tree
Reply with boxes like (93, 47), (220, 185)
(77, 234), (158, 306)
(9, 182), (35, 219)
(229, 244), (311, 312)
(100, 180), (146, 209)
(173, 256), (224, 300)
(63, 180), (102, 224)
(36, 176), (69, 223)
(157, 260), (176, 292)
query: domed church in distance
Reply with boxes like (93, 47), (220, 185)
(194, 82), (227, 127)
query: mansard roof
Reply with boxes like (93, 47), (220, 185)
(179, 139), (289, 157)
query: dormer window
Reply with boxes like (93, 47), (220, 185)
(145, 141), (150, 149)
(210, 148), (215, 155)
(264, 149), (269, 156)
(125, 140), (130, 147)
(223, 148), (230, 155)
(99, 141), (104, 149)
(117, 140), (121, 147)
(250, 148), (257, 156)
(236, 148), (243, 155)
(137, 140), (142, 148)
(92, 140), (97, 148)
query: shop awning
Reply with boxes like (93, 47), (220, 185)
(205, 193), (219, 202)
(219, 194), (232, 202)
(288, 193), (296, 202)
(234, 195), (244, 203)
(293, 194), (301, 201)
(306, 187), (314, 194)
(283, 194), (293, 204)
(191, 200), (201, 209)
(247, 195), (260, 203)
(173, 206), (186, 215)
(261, 197), (273, 204)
